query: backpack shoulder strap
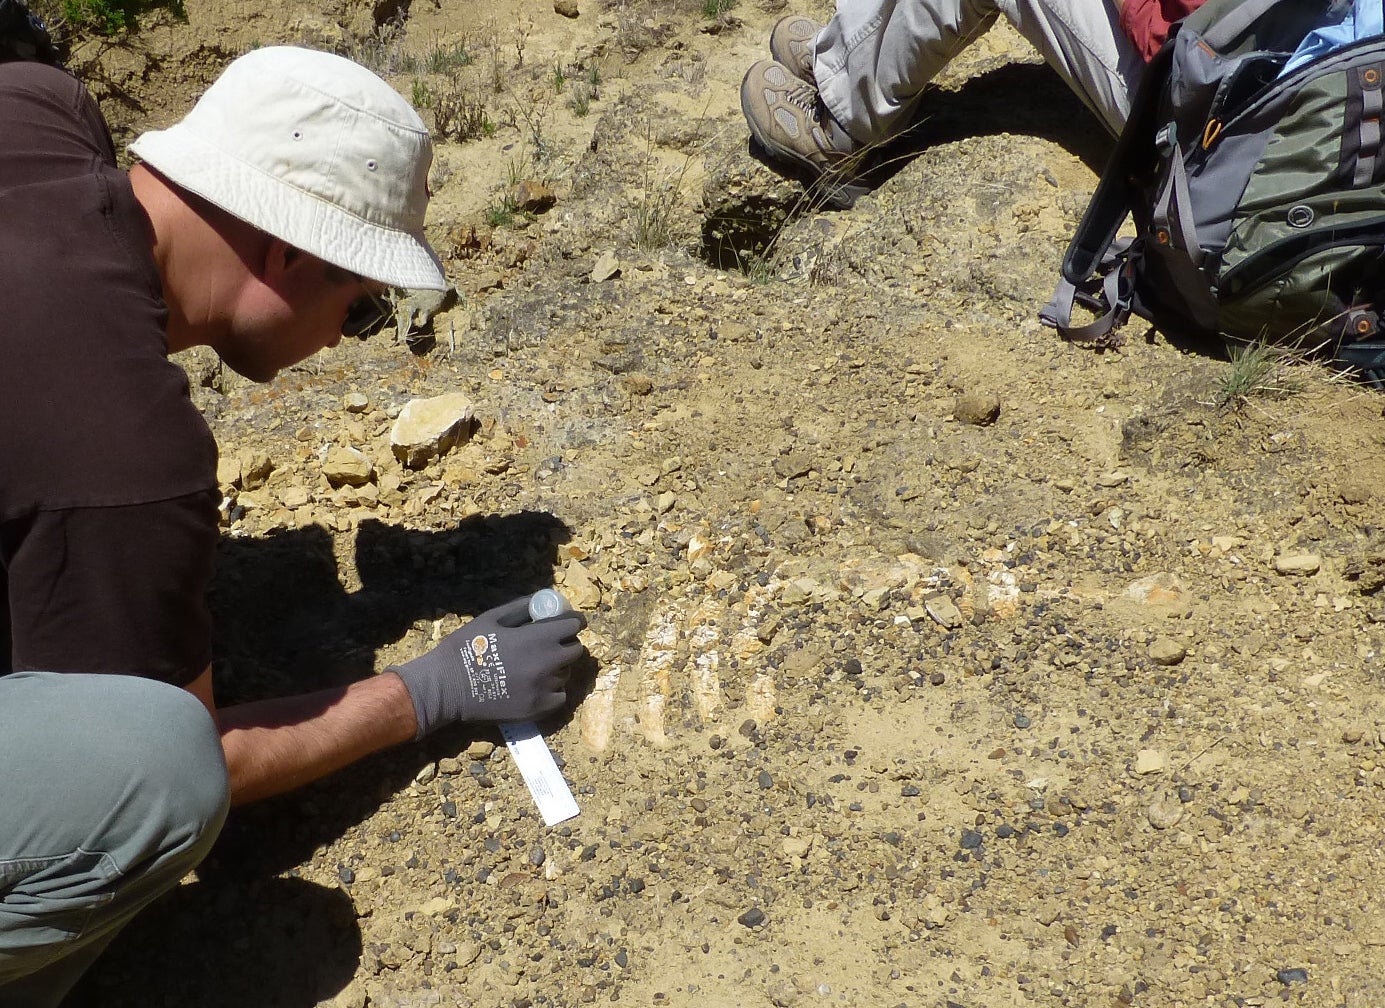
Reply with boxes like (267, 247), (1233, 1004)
(1041, 41), (1175, 342)
(1060, 40), (1174, 285)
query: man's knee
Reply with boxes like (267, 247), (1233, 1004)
(94, 675), (230, 868)
(0, 672), (229, 879)
(0, 673), (229, 994)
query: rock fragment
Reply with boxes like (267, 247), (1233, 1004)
(924, 594), (964, 629)
(390, 394), (474, 469)
(323, 445), (375, 488)
(1146, 798), (1183, 829)
(1274, 552), (1322, 575)
(592, 251), (621, 282)
(560, 560), (601, 610)
(515, 180), (557, 214)
(1134, 749), (1167, 775)
(1148, 636), (1187, 666)
(1341, 482), (1372, 504)
(239, 450), (274, 490)
(953, 393), (1001, 426)
(393, 288), (456, 338)
(738, 907), (766, 928)
(217, 455), (241, 488)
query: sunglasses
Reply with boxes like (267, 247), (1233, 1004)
(342, 288), (390, 337)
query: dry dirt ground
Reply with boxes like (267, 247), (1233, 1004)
(50, 1), (1385, 1006)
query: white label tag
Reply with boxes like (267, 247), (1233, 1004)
(498, 721), (580, 826)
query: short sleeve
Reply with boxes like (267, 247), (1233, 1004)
(2, 492), (221, 686)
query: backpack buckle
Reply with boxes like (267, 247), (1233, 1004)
(1346, 307), (1381, 341)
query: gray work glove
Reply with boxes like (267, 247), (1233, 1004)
(391, 596), (587, 738)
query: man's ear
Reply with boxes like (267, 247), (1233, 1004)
(260, 238), (308, 288)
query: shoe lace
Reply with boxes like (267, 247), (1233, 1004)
(782, 78), (821, 119)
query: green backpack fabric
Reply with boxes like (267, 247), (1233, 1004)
(1042, 0), (1385, 387)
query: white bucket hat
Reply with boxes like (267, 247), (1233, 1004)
(130, 46), (446, 291)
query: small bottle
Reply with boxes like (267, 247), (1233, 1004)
(528, 588), (573, 621)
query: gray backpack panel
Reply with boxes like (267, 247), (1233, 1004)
(1043, 0), (1385, 386)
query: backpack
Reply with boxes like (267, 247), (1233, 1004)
(0, 0), (61, 65)
(1041, 0), (1385, 387)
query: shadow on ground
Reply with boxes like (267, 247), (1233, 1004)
(707, 62), (1114, 267)
(70, 509), (595, 1006)
(210, 510), (578, 702)
(71, 877), (362, 1008)
(851, 61), (1119, 199)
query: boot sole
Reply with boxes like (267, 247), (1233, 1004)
(744, 134), (870, 211)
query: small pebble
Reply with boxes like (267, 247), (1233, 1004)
(738, 907), (766, 928)
(1147, 799), (1183, 830)
(1148, 637), (1187, 666)
(1135, 750), (1167, 775)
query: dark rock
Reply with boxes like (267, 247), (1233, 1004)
(738, 907), (766, 928)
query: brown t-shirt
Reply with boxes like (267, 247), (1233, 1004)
(0, 60), (219, 685)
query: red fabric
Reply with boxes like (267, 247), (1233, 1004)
(1119, 0), (1205, 63)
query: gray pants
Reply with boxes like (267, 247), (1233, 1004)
(814, 0), (1146, 145)
(0, 671), (229, 1008)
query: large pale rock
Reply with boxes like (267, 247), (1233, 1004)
(323, 445), (375, 488)
(390, 394), (475, 469)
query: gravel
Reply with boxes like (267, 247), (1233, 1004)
(67, 6), (1385, 1008)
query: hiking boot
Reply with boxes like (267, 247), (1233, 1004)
(768, 14), (822, 85)
(741, 58), (855, 178)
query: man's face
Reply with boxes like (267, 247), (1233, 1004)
(218, 258), (384, 382)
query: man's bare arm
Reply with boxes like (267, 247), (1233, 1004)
(185, 667), (418, 806)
